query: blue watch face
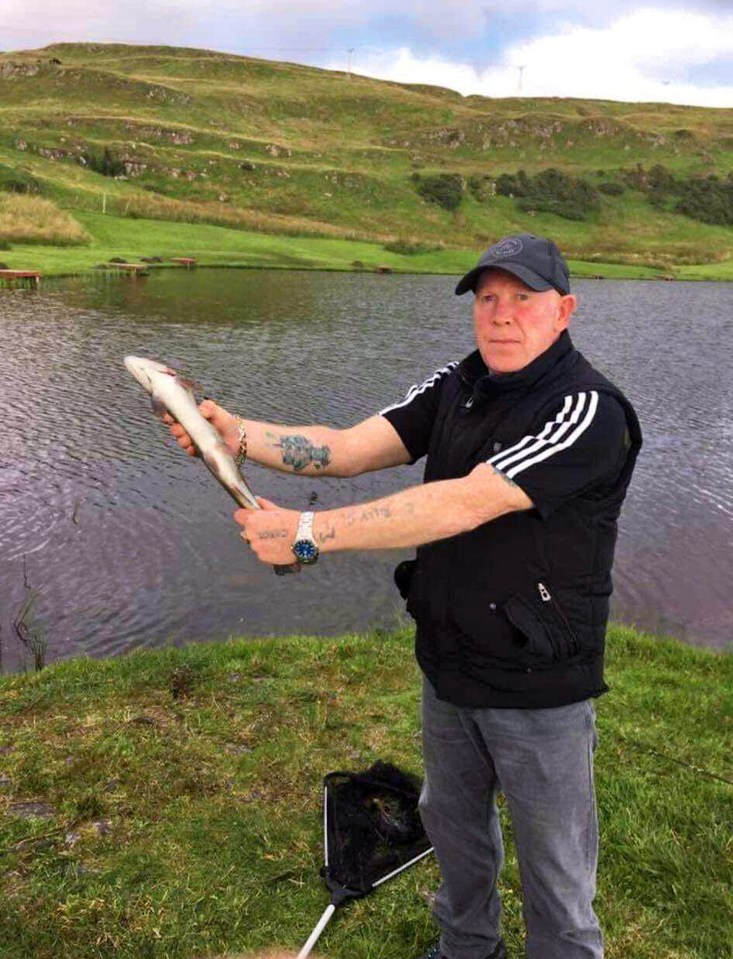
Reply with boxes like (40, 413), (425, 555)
(293, 539), (318, 564)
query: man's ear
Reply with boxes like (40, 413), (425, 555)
(555, 293), (577, 332)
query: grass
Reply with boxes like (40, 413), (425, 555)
(0, 194), (89, 247)
(0, 210), (686, 281)
(0, 625), (730, 959)
(0, 43), (732, 278)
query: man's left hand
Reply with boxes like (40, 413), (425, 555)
(234, 497), (301, 565)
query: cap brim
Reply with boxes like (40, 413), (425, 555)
(455, 263), (556, 296)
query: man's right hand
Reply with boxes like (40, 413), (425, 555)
(163, 400), (240, 457)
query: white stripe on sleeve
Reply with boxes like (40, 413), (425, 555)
(489, 391), (600, 479)
(379, 362), (458, 415)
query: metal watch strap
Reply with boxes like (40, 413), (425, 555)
(296, 511), (316, 543)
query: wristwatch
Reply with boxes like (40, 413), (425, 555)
(291, 511), (319, 565)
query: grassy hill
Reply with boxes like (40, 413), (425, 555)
(1, 42), (733, 277)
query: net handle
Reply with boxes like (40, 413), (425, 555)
(297, 903), (336, 959)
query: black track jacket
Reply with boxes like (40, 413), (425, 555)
(381, 331), (642, 709)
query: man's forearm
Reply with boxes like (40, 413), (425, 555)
(238, 419), (348, 477)
(236, 413), (409, 479)
(233, 464), (532, 564)
(311, 471), (518, 552)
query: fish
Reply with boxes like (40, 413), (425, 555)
(124, 356), (300, 575)
(124, 355), (261, 510)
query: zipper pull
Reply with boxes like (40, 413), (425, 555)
(538, 582), (551, 602)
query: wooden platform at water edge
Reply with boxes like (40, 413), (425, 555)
(0, 269), (41, 288)
(97, 263), (150, 276)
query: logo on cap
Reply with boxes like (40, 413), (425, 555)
(487, 237), (523, 259)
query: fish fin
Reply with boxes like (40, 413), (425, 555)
(150, 395), (169, 419)
(177, 375), (204, 394)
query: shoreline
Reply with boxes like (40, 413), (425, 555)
(2, 212), (732, 284)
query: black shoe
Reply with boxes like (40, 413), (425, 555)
(418, 940), (507, 959)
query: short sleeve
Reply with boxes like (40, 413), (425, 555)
(379, 362), (458, 462)
(488, 391), (632, 518)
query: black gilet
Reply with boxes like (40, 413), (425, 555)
(406, 331), (642, 709)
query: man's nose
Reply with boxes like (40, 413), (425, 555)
(491, 299), (513, 323)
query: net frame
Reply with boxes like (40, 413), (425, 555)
(296, 762), (433, 959)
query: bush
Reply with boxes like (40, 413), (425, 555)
(468, 175), (495, 202)
(648, 164), (676, 192)
(675, 177), (733, 226)
(383, 239), (436, 255)
(617, 164), (733, 225)
(497, 169), (533, 198)
(620, 164), (650, 191)
(621, 163), (676, 195)
(495, 173), (516, 197)
(82, 147), (126, 178)
(414, 173), (464, 211)
(647, 190), (668, 210)
(497, 168), (600, 221)
(0, 163), (41, 194)
(598, 181), (624, 196)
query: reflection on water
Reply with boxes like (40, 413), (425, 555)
(0, 270), (731, 671)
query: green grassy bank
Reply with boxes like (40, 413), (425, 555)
(0, 210), (714, 283)
(0, 627), (730, 959)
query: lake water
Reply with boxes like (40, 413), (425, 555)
(0, 269), (731, 671)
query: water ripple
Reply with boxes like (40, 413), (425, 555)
(1, 271), (731, 670)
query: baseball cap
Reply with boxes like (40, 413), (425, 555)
(455, 233), (571, 296)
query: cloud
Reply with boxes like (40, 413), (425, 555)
(336, 7), (733, 106)
(0, 0), (674, 51)
(1, 3), (730, 107)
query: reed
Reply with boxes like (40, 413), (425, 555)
(0, 194), (89, 247)
(114, 193), (390, 244)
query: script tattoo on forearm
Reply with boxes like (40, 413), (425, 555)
(344, 504), (394, 526)
(266, 432), (332, 472)
(316, 524), (337, 545)
(258, 529), (289, 540)
(491, 465), (519, 488)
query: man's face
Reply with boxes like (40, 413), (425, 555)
(472, 269), (577, 374)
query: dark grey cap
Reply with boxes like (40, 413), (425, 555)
(455, 233), (571, 296)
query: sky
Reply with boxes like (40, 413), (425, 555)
(1, 1), (732, 107)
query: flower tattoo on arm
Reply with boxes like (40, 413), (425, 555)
(267, 432), (332, 472)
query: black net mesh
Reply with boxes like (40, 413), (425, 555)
(322, 760), (431, 897)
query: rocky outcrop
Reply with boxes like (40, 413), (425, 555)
(124, 124), (194, 145)
(265, 143), (292, 158)
(0, 61), (40, 78)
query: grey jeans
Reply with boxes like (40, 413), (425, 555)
(419, 677), (603, 959)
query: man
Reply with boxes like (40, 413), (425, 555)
(167, 233), (642, 959)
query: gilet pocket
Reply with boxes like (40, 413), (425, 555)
(503, 581), (580, 665)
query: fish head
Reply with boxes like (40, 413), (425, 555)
(123, 356), (177, 394)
